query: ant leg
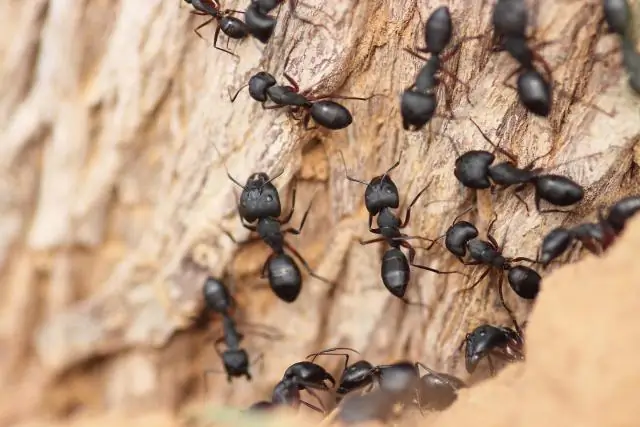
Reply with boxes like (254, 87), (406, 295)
(359, 236), (386, 245)
(497, 274), (520, 331)
(281, 179), (298, 225)
(501, 65), (524, 90)
(283, 72), (301, 93)
(403, 47), (430, 62)
(400, 179), (432, 228)
(509, 256), (543, 264)
(300, 399), (325, 414)
(213, 26), (237, 57)
(469, 118), (518, 163)
(283, 241), (334, 285)
(487, 356), (496, 377)
(456, 267), (490, 293)
(228, 84), (249, 102)
(284, 196), (313, 235)
(193, 18), (215, 41)
(513, 184), (531, 213)
(425, 234), (445, 250)
(438, 66), (473, 104)
(403, 241), (468, 276)
(523, 147), (554, 171)
(302, 112), (318, 131)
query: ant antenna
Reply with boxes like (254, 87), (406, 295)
(213, 143), (246, 189)
(262, 168), (286, 188)
(338, 150), (369, 186)
(229, 83), (249, 102)
(468, 118), (518, 163)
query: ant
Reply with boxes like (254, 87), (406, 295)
(183, 0), (249, 57)
(490, 0), (557, 116)
(229, 62), (378, 130)
(230, 194), (334, 302)
(338, 151), (466, 302)
(429, 213), (542, 325)
(197, 278), (280, 384)
(215, 147), (333, 303)
(203, 314), (262, 383)
(454, 119), (586, 214)
(243, 1), (318, 44)
(539, 195), (640, 265)
(461, 323), (525, 375)
(401, 6), (479, 130)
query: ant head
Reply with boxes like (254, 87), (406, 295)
(364, 175), (400, 215)
(507, 265), (540, 299)
(464, 324), (497, 373)
(517, 69), (551, 117)
(248, 72), (277, 101)
(445, 221), (478, 257)
(202, 277), (232, 314)
(245, 6), (277, 43)
(222, 348), (250, 378)
(492, 0), (528, 38)
(239, 173), (282, 222)
(454, 151), (495, 189)
(400, 91), (437, 130)
(283, 361), (330, 384)
(424, 6), (453, 55)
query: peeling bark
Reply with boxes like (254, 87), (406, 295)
(0, 0), (638, 423)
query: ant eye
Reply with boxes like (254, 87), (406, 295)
(385, 188), (392, 193)
(266, 195), (273, 201)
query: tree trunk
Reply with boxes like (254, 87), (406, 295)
(0, 0), (638, 423)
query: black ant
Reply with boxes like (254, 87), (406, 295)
(247, 360), (335, 414)
(490, 0), (557, 116)
(539, 195), (640, 265)
(215, 147), (333, 303)
(197, 278), (280, 384)
(231, 195), (334, 302)
(229, 65), (378, 130)
(183, 0), (249, 57)
(461, 323), (525, 375)
(203, 314), (262, 383)
(401, 6), (479, 130)
(454, 119), (587, 214)
(338, 151), (466, 302)
(429, 213), (542, 325)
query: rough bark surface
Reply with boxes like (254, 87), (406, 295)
(0, 0), (638, 424)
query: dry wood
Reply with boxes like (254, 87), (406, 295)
(0, 0), (638, 423)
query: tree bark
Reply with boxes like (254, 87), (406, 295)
(0, 0), (638, 423)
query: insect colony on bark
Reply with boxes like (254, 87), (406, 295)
(181, 0), (639, 422)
